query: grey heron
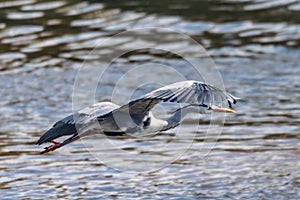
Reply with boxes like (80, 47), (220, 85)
(37, 81), (239, 154)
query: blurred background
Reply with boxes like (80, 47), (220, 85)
(0, 0), (299, 199)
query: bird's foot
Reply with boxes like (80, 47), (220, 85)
(39, 135), (81, 154)
(40, 140), (63, 154)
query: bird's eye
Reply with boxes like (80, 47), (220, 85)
(207, 106), (212, 110)
(143, 117), (151, 127)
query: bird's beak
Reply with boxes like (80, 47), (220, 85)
(210, 105), (235, 113)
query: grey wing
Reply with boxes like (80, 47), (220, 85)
(97, 99), (159, 131)
(142, 81), (239, 108)
(105, 80), (239, 127)
(37, 102), (120, 145)
(75, 102), (120, 124)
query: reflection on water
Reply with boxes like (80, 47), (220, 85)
(0, 0), (299, 199)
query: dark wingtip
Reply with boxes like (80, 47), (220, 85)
(227, 100), (233, 109)
(36, 122), (77, 145)
(227, 93), (240, 107)
(36, 127), (59, 145)
(36, 139), (47, 146)
(36, 135), (44, 145)
(36, 134), (49, 145)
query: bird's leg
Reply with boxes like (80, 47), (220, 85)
(41, 141), (63, 154)
(40, 131), (95, 154)
(51, 140), (60, 145)
(40, 135), (81, 154)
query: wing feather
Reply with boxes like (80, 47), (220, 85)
(37, 102), (119, 145)
(110, 80), (239, 120)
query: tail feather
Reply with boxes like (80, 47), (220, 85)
(36, 122), (78, 145)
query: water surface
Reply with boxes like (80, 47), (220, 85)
(0, 0), (299, 199)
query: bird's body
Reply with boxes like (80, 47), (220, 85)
(37, 81), (239, 153)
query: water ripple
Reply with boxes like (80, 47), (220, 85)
(244, 0), (299, 11)
(7, 11), (44, 20)
(0, 25), (43, 38)
(0, 0), (36, 9)
(0, 0), (299, 199)
(21, 1), (66, 11)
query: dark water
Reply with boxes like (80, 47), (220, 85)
(0, 0), (300, 199)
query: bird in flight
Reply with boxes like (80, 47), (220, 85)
(37, 81), (239, 154)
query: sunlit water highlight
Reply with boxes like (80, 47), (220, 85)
(0, 0), (299, 199)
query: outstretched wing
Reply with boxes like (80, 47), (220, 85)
(104, 81), (239, 125)
(36, 102), (119, 145)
